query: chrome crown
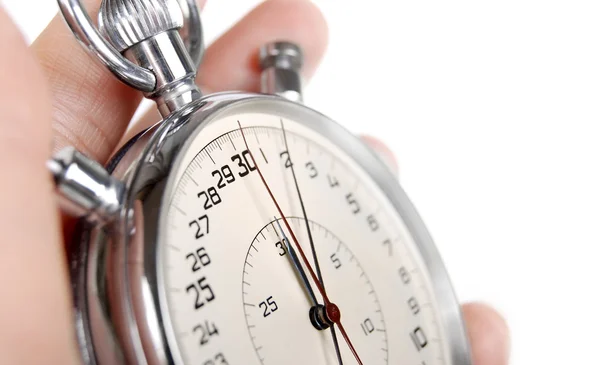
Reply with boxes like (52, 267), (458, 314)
(98, 0), (184, 52)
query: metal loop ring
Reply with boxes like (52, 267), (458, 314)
(178, 0), (204, 69)
(57, 0), (204, 93)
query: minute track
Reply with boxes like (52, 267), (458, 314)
(242, 217), (388, 365)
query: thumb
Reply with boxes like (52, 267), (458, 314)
(0, 6), (78, 364)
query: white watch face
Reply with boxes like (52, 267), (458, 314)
(158, 104), (452, 365)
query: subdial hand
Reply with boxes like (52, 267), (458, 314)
(272, 218), (318, 306)
(238, 121), (363, 365)
(273, 219), (336, 331)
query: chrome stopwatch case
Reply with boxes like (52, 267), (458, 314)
(50, 1), (472, 364)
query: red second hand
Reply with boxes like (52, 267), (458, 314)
(238, 122), (363, 365)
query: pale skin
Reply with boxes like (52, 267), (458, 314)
(0, 1), (510, 364)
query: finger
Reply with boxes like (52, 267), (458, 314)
(31, 0), (206, 163)
(122, 0), (328, 143)
(360, 135), (399, 176)
(462, 302), (510, 365)
(198, 0), (328, 93)
(0, 8), (78, 365)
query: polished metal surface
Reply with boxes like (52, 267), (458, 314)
(61, 92), (472, 365)
(53, 3), (470, 362)
(47, 146), (125, 222)
(126, 30), (202, 117)
(176, 0), (204, 68)
(57, 0), (204, 93)
(99, 0), (183, 53)
(260, 41), (304, 102)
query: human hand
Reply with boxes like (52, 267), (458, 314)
(0, 1), (509, 364)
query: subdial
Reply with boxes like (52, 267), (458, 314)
(242, 217), (388, 364)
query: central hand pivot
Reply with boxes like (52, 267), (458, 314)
(309, 303), (341, 331)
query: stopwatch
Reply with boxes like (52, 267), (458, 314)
(49, 0), (472, 364)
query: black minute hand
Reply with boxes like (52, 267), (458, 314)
(273, 218), (318, 306)
(280, 119), (344, 365)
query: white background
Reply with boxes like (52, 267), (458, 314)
(2, 1), (599, 364)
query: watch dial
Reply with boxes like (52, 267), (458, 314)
(158, 103), (453, 365)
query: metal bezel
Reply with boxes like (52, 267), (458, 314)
(75, 92), (471, 365)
